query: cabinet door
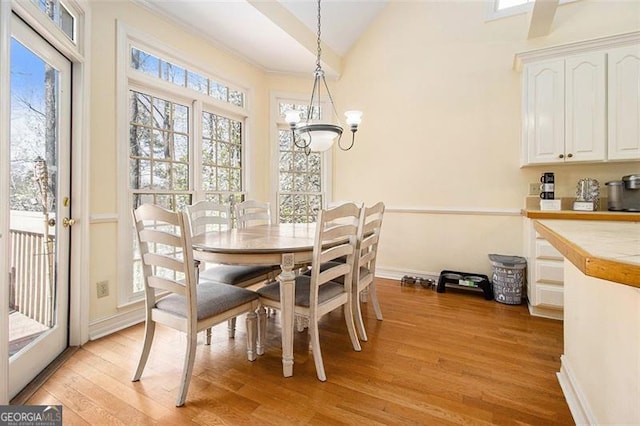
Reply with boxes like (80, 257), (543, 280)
(523, 60), (565, 164)
(608, 45), (640, 160)
(565, 52), (606, 162)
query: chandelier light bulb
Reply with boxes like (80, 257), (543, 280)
(284, 110), (302, 126)
(344, 110), (363, 131)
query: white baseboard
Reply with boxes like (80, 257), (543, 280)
(557, 355), (595, 425)
(376, 266), (440, 281)
(88, 307), (145, 341)
(527, 302), (563, 321)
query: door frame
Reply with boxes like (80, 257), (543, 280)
(0, 0), (91, 404)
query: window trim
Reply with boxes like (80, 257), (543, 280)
(11, 0), (85, 58)
(270, 91), (333, 223)
(116, 21), (251, 305)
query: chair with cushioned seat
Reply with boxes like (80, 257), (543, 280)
(186, 200), (275, 336)
(301, 202), (385, 341)
(256, 202), (363, 381)
(131, 203), (259, 407)
(351, 202), (385, 341)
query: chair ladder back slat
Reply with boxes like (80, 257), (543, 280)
(186, 201), (232, 236)
(143, 252), (187, 274)
(139, 228), (183, 248)
(318, 263), (351, 285)
(147, 276), (187, 295)
(235, 200), (271, 229)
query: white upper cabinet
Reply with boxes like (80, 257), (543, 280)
(522, 52), (606, 165)
(516, 32), (640, 166)
(524, 59), (565, 164)
(565, 52), (606, 162)
(608, 45), (640, 160)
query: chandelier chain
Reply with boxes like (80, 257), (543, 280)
(316, 0), (322, 70)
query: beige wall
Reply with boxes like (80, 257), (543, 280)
(331, 0), (640, 278)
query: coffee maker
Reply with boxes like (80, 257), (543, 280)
(606, 175), (640, 211)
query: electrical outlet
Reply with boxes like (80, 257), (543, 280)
(529, 183), (540, 196)
(97, 280), (109, 298)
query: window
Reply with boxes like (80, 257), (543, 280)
(486, 0), (575, 21)
(201, 111), (243, 203)
(31, 0), (76, 42)
(131, 47), (245, 108)
(121, 32), (248, 301)
(274, 98), (328, 224)
(497, 0), (532, 10)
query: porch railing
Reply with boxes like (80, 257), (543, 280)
(9, 228), (54, 327)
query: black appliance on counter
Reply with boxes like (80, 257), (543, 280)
(606, 174), (640, 212)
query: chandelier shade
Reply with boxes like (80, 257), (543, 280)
(297, 123), (343, 152)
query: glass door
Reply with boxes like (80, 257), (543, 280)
(8, 15), (71, 399)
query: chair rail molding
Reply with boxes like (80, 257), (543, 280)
(385, 205), (521, 216)
(89, 213), (119, 224)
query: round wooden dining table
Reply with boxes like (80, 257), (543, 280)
(191, 223), (318, 378)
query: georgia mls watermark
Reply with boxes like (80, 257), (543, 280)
(0, 405), (62, 426)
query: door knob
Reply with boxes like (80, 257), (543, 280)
(48, 218), (56, 227)
(62, 217), (76, 227)
(558, 154), (564, 159)
(567, 153), (573, 158)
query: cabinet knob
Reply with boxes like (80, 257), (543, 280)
(567, 153), (573, 158)
(558, 154), (564, 159)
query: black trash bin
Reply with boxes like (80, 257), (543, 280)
(489, 254), (527, 305)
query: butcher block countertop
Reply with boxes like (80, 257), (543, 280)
(534, 220), (640, 288)
(522, 197), (640, 221)
(524, 210), (640, 221)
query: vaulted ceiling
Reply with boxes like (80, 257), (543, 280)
(135, 0), (389, 78)
(134, 0), (562, 77)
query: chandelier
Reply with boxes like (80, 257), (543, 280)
(284, 0), (362, 153)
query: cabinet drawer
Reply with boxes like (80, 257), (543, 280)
(536, 260), (564, 283)
(536, 239), (563, 260)
(535, 283), (564, 309)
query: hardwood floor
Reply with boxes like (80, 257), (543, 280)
(26, 279), (574, 425)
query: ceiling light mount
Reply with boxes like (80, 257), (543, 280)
(284, 0), (362, 154)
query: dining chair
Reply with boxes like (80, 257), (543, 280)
(301, 202), (385, 341)
(233, 199), (281, 315)
(351, 202), (385, 341)
(186, 201), (274, 288)
(131, 203), (259, 407)
(186, 201), (276, 336)
(256, 202), (363, 381)
(234, 199), (272, 229)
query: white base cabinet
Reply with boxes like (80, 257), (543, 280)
(524, 219), (564, 320)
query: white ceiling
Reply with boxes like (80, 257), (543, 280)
(135, 0), (388, 77)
